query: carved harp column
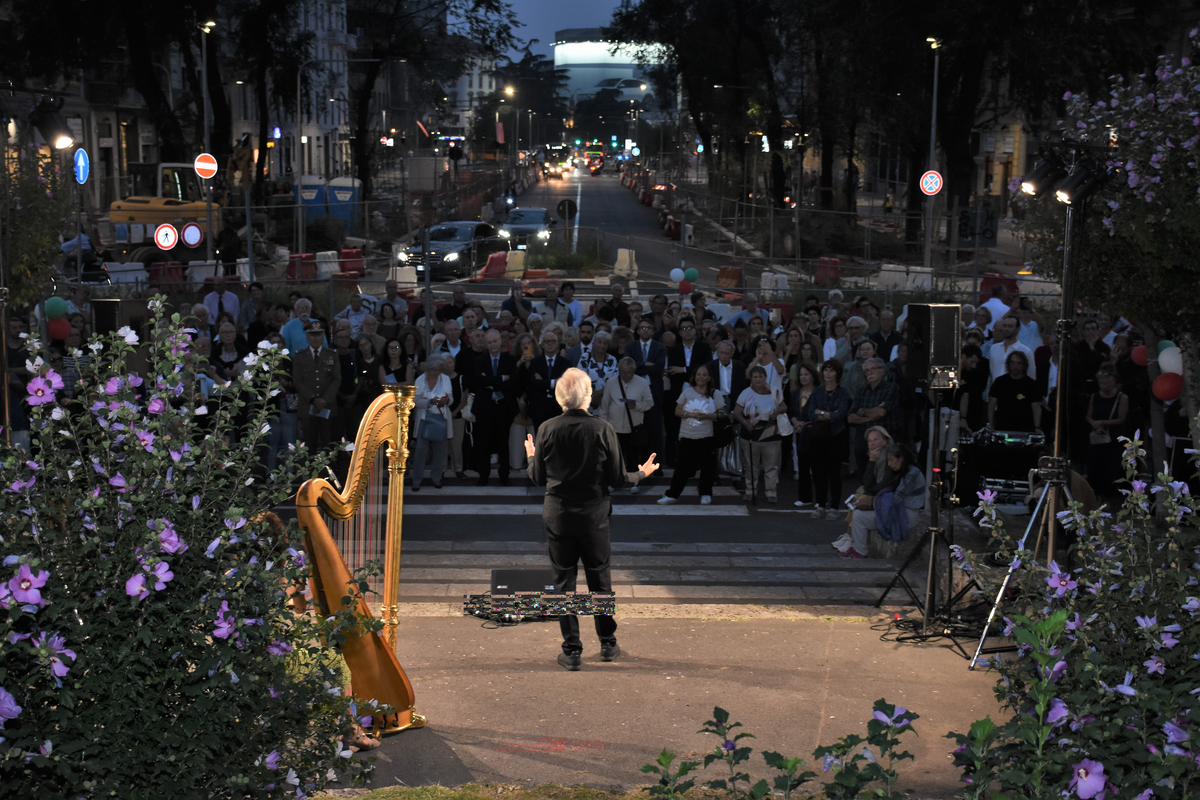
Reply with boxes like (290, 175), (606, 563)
(381, 384), (413, 650)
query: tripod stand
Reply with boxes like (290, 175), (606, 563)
(968, 455), (1073, 668)
(875, 390), (983, 658)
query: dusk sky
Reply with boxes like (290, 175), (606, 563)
(506, 0), (621, 60)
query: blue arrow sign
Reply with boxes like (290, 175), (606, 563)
(73, 149), (90, 185)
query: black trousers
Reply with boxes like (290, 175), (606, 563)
(811, 429), (849, 509)
(666, 435), (717, 498)
(616, 431), (644, 472)
(544, 496), (618, 654)
(474, 414), (511, 478)
(795, 441), (815, 503)
(663, 395), (681, 466)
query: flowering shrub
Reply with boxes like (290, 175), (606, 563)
(641, 703), (917, 800)
(948, 433), (1200, 799)
(0, 302), (380, 797)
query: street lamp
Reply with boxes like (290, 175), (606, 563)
(200, 19), (216, 262)
(923, 37), (941, 273)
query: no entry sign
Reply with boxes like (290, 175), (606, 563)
(920, 170), (943, 196)
(154, 223), (179, 251)
(194, 153), (219, 180)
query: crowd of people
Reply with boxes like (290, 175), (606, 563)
(5, 276), (1177, 556)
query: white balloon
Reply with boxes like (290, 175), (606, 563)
(1159, 346), (1183, 375)
(669, 268), (685, 283)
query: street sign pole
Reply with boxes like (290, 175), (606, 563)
(73, 149), (90, 282)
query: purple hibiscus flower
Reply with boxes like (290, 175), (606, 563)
(1069, 758), (1106, 799)
(151, 562), (173, 591)
(135, 430), (156, 452)
(0, 686), (21, 728)
(267, 640), (294, 657)
(213, 601), (236, 639)
(1145, 656), (1165, 675)
(158, 526), (187, 554)
(9, 564), (49, 607)
(264, 749), (280, 770)
(1163, 632), (1180, 649)
(33, 632), (77, 686)
(103, 377), (123, 396)
(1164, 720), (1189, 743)
(1047, 698), (1069, 727)
(147, 397), (166, 415)
(1047, 570), (1077, 596)
(25, 376), (56, 406)
(126, 572), (149, 601)
(873, 705), (911, 727)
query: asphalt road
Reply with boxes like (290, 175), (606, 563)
(509, 168), (742, 287)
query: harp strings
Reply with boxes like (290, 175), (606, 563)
(323, 443), (390, 614)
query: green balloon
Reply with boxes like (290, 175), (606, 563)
(1158, 340), (1176, 353)
(44, 296), (67, 319)
(684, 267), (699, 282)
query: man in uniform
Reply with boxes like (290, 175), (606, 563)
(293, 320), (341, 451)
(525, 368), (659, 670)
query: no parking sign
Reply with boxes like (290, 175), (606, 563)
(920, 170), (943, 196)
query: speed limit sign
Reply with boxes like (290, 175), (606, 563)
(154, 223), (179, 251)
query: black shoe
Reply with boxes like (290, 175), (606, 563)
(455, 472), (467, 480)
(500, 475), (511, 487)
(476, 477), (488, 487)
(433, 484), (443, 490)
(557, 652), (582, 671)
(411, 485), (420, 492)
(600, 643), (621, 662)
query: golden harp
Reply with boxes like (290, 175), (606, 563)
(295, 384), (425, 734)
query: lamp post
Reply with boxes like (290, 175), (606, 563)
(923, 37), (941, 273)
(200, 19), (216, 263)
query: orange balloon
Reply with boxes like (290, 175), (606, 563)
(46, 318), (72, 341)
(1152, 372), (1183, 402)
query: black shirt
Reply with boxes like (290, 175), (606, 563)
(527, 410), (641, 503)
(990, 374), (1039, 432)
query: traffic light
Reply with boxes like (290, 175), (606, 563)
(574, 139), (581, 145)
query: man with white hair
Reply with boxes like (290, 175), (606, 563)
(725, 292), (769, 330)
(524, 367), (660, 670)
(281, 298), (325, 354)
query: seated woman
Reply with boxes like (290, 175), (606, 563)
(988, 350), (1041, 433)
(845, 444), (926, 559)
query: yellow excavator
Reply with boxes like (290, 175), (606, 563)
(108, 162), (223, 265)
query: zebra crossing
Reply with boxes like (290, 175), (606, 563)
(391, 474), (913, 613)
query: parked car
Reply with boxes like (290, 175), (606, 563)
(499, 207), (555, 250)
(396, 221), (510, 280)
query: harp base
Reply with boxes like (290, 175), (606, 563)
(378, 709), (427, 735)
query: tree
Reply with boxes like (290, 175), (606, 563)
(0, 0), (219, 162)
(0, 127), (73, 307)
(1015, 38), (1200, 446)
(226, 0), (314, 198)
(494, 44), (569, 146)
(345, 0), (518, 199)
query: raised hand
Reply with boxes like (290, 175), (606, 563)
(524, 433), (536, 458)
(638, 453), (660, 476)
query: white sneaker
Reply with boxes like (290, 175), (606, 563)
(657, 496), (677, 505)
(811, 509), (824, 520)
(629, 486), (640, 495)
(700, 495), (712, 505)
(794, 501), (817, 509)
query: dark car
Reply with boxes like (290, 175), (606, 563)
(499, 207), (556, 250)
(397, 221), (510, 280)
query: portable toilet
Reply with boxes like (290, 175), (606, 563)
(296, 176), (326, 224)
(327, 177), (361, 232)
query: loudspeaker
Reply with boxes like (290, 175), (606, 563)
(91, 298), (121, 338)
(906, 303), (961, 389)
(490, 569), (558, 593)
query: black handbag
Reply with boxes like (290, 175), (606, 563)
(713, 414), (735, 448)
(619, 379), (649, 454)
